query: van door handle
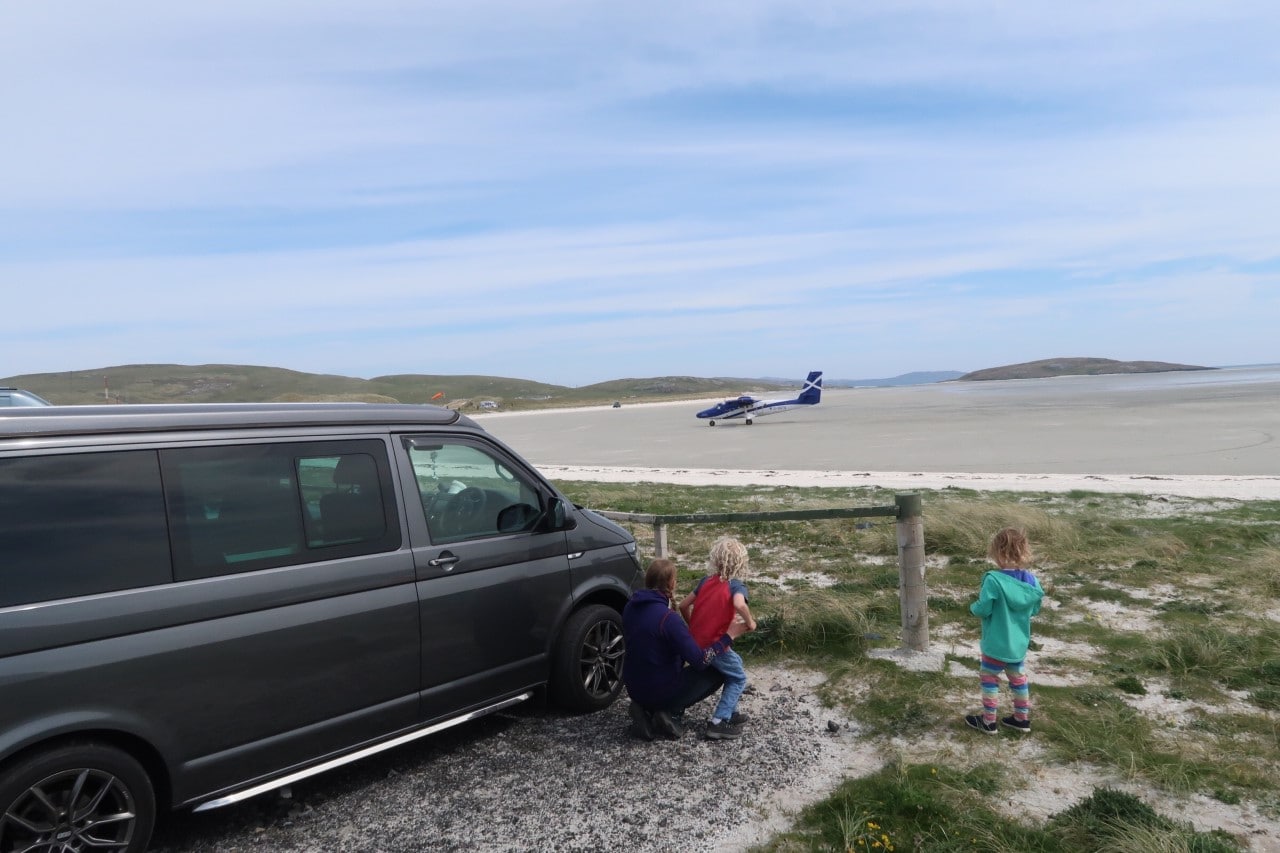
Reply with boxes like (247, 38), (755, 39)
(428, 553), (460, 570)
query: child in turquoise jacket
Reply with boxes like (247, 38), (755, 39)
(965, 528), (1044, 734)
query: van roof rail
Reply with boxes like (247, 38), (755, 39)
(0, 402), (469, 438)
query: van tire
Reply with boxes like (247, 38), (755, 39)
(552, 604), (625, 712)
(0, 741), (155, 853)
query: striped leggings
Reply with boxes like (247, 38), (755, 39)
(980, 654), (1029, 725)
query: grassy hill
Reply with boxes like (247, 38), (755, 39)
(2, 364), (793, 411)
(959, 357), (1212, 381)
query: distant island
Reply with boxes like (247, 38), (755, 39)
(826, 370), (964, 388)
(958, 357), (1213, 382)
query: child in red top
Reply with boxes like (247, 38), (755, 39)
(678, 537), (756, 739)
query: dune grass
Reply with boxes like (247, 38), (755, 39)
(760, 762), (1239, 853)
(558, 481), (1280, 851)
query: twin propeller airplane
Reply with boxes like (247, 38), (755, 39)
(695, 371), (823, 426)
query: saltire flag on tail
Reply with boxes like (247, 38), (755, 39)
(431, 392), (445, 400)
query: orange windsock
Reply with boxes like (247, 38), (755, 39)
(431, 391), (444, 400)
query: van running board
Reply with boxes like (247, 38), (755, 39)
(194, 692), (532, 812)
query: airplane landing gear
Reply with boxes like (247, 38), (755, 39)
(708, 420), (716, 426)
(745, 418), (753, 425)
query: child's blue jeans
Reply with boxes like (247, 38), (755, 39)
(711, 648), (747, 721)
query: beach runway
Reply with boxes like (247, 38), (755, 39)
(479, 367), (1280, 500)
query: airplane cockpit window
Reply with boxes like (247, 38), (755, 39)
(406, 440), (542, 544)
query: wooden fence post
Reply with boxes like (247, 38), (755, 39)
(654, 522), (668, 558)
(895, 493), (928, 652)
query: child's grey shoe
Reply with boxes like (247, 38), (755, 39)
(728, 711), (749, 725)
(964, 714), (997, 734)
(1000, 715), (1031, 733)
(705, 719), (744, 740)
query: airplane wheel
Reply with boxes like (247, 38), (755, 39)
(746, 418), (753, 425)
(708, 420), (715, 426)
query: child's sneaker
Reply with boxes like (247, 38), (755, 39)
(1001, 715), (1031, 733)
(728, 711), (749, 725)
(705, 718), (744, 740)
(964, 714), (997, 734)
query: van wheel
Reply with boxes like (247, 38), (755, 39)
(0, 741), (155, 853)
(552, 604), (625, 712)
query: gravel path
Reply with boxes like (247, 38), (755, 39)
(149, 666), (858, 853)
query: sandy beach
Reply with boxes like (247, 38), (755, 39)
(479, 366), (1280, 500)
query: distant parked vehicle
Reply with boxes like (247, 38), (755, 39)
(612, 401), (622, 408)
(0, 387), (52, 406)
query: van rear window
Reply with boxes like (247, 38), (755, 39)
(0, 451), (171, 607)
(162, 440), (400, 580)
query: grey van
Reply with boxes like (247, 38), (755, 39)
(0, 403), (640, 853)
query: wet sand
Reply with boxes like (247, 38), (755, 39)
(479, 367), (1280, 499)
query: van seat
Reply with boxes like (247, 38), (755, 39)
(319, 455), (385, 544)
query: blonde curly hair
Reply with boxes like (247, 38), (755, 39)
(988, 527), (1032, 567)
(708, 536), (749, 580)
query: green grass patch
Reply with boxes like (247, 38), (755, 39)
(756, 762), (1240, 852)
(557, 482), (1280, 846)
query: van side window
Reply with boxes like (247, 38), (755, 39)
(406, 440), (542, 544)
(0, 451), (171, 607)
(301, 453), (387, 546)
(163, 441), (400, 581)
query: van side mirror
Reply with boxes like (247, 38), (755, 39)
(544, 497), (576, 531)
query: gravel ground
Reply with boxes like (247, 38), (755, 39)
(149, 666), (857, 853)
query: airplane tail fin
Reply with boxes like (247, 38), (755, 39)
(797, 371), (822, 404)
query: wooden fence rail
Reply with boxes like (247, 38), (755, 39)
(595, 493), (929, 652)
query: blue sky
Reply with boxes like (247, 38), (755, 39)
(4, 2), (1278, 385)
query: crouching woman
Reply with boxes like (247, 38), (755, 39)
(621, 558), (751, 740)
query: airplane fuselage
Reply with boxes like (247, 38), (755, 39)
(696, 400), (803, 421)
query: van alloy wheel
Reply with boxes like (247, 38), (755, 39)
(0, 744), (153, 853)
(579, 618), (625, 701)
(552, 604), (625, 711)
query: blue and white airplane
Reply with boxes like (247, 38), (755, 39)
(695, 371), (823, 426)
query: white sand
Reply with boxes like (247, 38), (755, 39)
(535, 464), (1280, 500)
